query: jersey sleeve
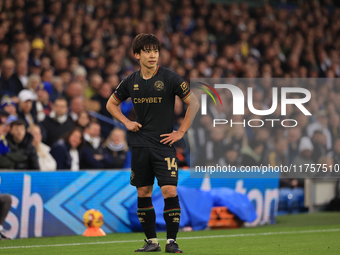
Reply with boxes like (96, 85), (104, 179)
(172, 74), (191, 101)
(112, 78), (130, 103)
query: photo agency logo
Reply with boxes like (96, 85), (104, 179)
(198, 83), (312, 128)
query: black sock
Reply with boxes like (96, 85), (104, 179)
(137, 197), (157, 239)
(163, 195), (181, 240)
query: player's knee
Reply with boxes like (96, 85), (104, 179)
(161, 187), (177, 199)
(137, 186), (153, 197)
(0, 194), (12, 206)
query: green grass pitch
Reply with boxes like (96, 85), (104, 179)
(1, 212), (340, 254)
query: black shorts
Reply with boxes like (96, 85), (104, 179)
(130, 147), (178, 187)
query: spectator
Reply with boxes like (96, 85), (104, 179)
(85, 73), (102, 99)
(17, 89), (40, 128)
(81, 122), (114, 169)
(1, 97), (17, 117)
(50, 127), (84, 170)
(41, 97), (74, 146)
(311, 130), (328, 163)
(26, 74), (41, 99)
(69, 97), (84, 122)
(91, 82), (113, 138)
(286, 137), (315, 188)
(8, 60), (28, 93)
(328, 113), (340, 142)
(306, 110), (332, 150)
(332, 139), (340, 166)
(218, 143), (242, 168)
(103, 128), (131, 169)
(241, 139), (264, 167)
(28, 125), (57, 171)
(268, 138), (288, 167)
(75, 110), (91, 130)
(3, 120), (39, 170)
(0, 58), (15, 96)
(36, 82), (53, 117)
(0, 193), (12, 239)
(73, 65), (88, 88)
(0, 116), (9, 156)
(287, 127), (302, 165)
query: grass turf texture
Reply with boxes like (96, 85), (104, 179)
(1, 212), (340, 254)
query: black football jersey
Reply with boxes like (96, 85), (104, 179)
(113, 66), (191, 149)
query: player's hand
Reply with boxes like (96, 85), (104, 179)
(125, 121), (142, 132)
(160, 131), (183, 145)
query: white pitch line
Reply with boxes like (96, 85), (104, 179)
(0, 228), (339, 250)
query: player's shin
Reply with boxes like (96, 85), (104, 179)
(137, 197), (157, 243)
(163, 195), (181, 242)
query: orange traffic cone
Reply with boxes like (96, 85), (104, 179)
(82, 227), (106, 237)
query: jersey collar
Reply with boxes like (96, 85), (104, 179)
(140, 65), (159, 79)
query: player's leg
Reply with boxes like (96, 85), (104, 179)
(131, 147), (161, 252)
(161, 185), (182, 253)
(0, 194), (12, 240)
(150, 148), (182, 253)
(135, 185), (161, 252)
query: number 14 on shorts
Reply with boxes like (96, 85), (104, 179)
(165, 157), (178, 170)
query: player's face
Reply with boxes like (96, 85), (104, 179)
(136, 47), (159, 69)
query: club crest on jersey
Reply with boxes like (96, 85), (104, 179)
(154, 81), (164, 91)
(180, 82), (189, 93)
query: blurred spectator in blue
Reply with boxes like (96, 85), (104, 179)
(92, 82), (113, 138)
(17, 90), (40, 128)
(36, 82), (53, 117)
(1, 97), (17, 117)
(103, 128), (131, 169)
(50, 127), (84, 171)
(28, 125), (57, 172)
(81, 122), (114, 169)
(3, 120), (39, 170)
(0, 115), (9, 156)
(41, 97), (74, 146)
(0, 59), (16, 96)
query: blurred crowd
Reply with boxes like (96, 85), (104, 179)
(1, 0), (340, 175)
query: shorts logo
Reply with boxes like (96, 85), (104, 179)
(171, 171), (176, 177)
(154, 81), (164, 91)
(131, 171), (135, 181)
(133, 84), (139, 90)
(173, 217), (180, 223)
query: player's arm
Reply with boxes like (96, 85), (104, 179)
(106, 96), (142, 132)
(160, 92), (200, 145)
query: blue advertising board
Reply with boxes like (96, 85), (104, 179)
(0, 170), (279, 238)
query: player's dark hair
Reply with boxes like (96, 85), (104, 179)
(132, 33), (161, 54)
